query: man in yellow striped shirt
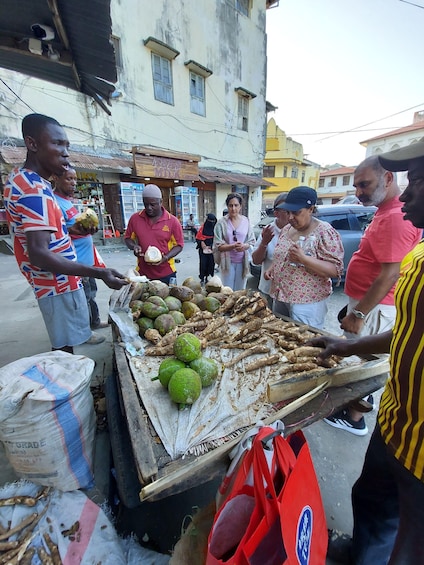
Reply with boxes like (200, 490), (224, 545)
(312, 142), (424, 564)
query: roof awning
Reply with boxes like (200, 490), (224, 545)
(0, 0), (117, 114)
(0, 146), (132, 174)
(199, 168), (275, 187)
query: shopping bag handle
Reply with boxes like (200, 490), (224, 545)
(251, 430), (297, 520)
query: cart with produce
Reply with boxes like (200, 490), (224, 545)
(107, 275), (389, 509)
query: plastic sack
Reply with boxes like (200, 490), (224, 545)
(0, 351), (96, 491)
(0, 481), (127, 564)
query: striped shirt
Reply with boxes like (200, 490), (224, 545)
(379, 240), (424, 480)
(4, 168), (81, 299)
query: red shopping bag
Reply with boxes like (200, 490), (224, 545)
(206, 427), (327, 565)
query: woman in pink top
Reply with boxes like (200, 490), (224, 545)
(265, 187), (344, 329)
(213, 193), (256, 290)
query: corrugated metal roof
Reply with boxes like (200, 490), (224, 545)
(0, 0), (116, 114)
(199, 168), (275, 187)
(0, 146), (132, 173)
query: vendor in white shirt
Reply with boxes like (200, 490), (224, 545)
(251, 193), (289, 307)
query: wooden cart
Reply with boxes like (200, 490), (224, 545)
(110, 325), (388, 504)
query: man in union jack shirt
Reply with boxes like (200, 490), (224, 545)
(4, 113), (127, 353)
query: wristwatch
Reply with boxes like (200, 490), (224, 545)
(351, 308), (366, 320)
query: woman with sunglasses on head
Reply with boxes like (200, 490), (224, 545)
(264, 186), (344, 329)
(213, 193), (256, 290)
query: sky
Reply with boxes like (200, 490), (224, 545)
(265, 0), (424, 167)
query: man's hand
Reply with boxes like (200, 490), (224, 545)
(100, 269), (129, 290)
(69, 224), (98, 236)
(132, 244), (143, 257)
(340, 312), (364, 334)
(308, 335), (357, 360)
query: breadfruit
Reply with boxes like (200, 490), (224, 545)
(189, 357), (219, 387)
(168, 368), (202, 405)
(173, 333), (202, 363)
(155, 358), (186, 388)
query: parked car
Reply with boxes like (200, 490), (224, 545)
(250, 204), (377, 283)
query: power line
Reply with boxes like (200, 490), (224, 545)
(316, 103), (424, 142)
(399, 0), (424, 9)
(0, 79), (34, 112)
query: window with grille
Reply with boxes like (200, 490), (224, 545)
(238, 95), (249, 131)
(190, 72), (205, 116)
(342, 175), (350, 186)
(329, 176), (337, 187)
(319, 178), (324, 188)
(152, 53), (173, 105)
(291, 167), (298, 179)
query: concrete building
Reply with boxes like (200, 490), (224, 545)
(0, 0), (277, 232)
(360, 111), (424, 190)
(262, 117), (320, 209)
(318, 166), (356, 204)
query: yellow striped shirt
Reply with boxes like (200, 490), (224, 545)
(379, 240), (424, 480)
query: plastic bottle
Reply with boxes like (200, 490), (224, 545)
(169, 276), (177, 286)
(289, 236), (305, 266)
(303, 235), (316, 256)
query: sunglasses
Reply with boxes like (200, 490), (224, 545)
(232, 229), (237, 242)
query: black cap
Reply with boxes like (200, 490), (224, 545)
(275, 186), (317, 212)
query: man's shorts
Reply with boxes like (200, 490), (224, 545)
(38, 288), (91, 349)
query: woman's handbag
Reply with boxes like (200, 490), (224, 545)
(206, 426), (327, 565)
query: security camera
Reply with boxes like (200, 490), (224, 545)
(31, 24), (55, 41)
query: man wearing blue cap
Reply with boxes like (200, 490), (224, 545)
(312, 143), (424, 564)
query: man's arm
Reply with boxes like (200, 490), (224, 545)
(161, 245), (183, 263)
(26, 230), (127, 290)
(310, 330), (393, 359)
(341, 262), (400, 334)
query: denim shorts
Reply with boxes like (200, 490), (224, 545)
(38, 288), (91, 348)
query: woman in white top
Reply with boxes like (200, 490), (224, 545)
(213, 193), (256, 290)
(251, 193), (289, 306)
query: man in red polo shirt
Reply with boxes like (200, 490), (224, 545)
(324, 155), (421, 436)
(124, 184), (184, 283)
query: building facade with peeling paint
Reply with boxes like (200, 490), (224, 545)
(0, 0), (278, 233)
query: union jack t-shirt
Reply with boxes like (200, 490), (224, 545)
(4, 168), (82, 299)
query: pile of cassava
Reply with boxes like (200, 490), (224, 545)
(127, 276), (343, 409)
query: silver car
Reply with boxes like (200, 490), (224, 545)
(250, 204), (376, 283)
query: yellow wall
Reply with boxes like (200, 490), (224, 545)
(263, 118), (320, 208)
